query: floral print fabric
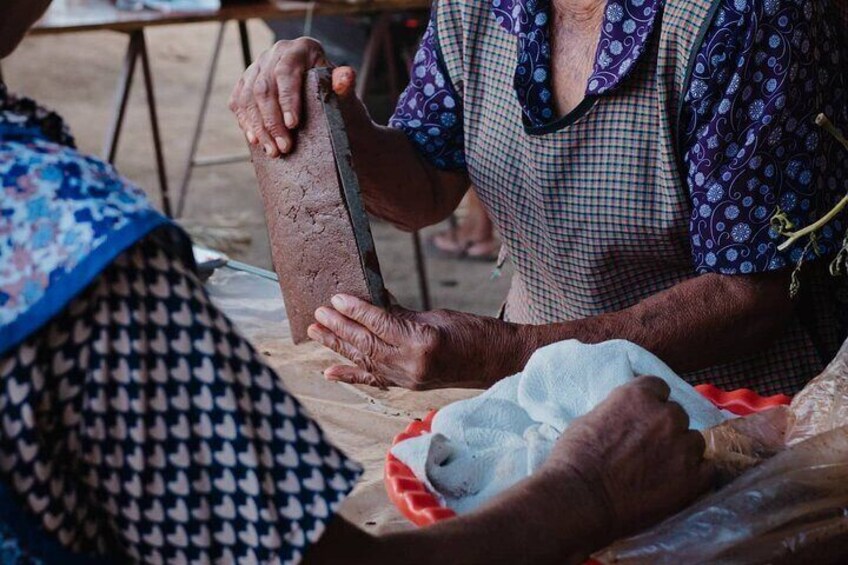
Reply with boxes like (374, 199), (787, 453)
(388, 19), (466, 170)
(0, 85), (179, 356)
(390, 0), (847, 275)
(681, 0), (847, 273)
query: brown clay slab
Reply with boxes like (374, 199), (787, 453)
(251, 68), (386, 344)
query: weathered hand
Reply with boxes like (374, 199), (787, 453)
(542, 376), (714, 541)
(228, 37), (369, 157)
(306, 294), (531, 390)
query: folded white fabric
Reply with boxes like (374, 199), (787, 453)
(391, 339), (729, 514)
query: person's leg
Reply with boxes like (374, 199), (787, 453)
(0, 235), (361, 563)
(430, 189), (500, 261)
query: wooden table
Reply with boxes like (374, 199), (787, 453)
(33, 0), (429, 35)
(28, 0), (429, 218)
(29, 0), (434, 308)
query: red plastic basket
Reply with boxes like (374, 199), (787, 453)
(384, 385), (791, 527)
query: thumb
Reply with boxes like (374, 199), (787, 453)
(331, 66), (371, 131)
(331, 66), (357, 98)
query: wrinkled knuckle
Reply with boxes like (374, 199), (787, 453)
(264, 123), (284, 138)
(295, 36), (319, 49)
(409, 357), (431, 384)
(237, 86), (254, 108)
(276, 88), (293, 108)
(607, 386), (630, 403)
(367, 312), (388, 333)
(418, 327), (441, 356)
(252, 77), (271, 98)
(351, 351), (374, 373)
(359, 334), (378, 359)
(262, 116), (283, 135)
(274, 59), (299, 80)
(350, 350), (366, 367)
(362, 357), (377, 374)
(327, 336), (344, 356)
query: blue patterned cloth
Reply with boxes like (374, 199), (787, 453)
(1, 83), (364, 564)
(0, 83), (183, 357)
(390, 0), (848, 275)
(0, 481), (111, 565)
(1, 240), (362, 564)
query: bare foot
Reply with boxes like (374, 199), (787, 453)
(429, 190), (500, 260)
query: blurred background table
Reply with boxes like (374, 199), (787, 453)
(34, 0), (430, 34)
(29, 0), (429, 218)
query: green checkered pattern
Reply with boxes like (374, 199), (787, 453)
(432, 0), (842, 395)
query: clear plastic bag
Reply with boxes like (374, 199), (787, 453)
(786, 339), (848, 446)
(593, 426), (848, 564)
(702, 406), (790, 482)
(593, 339), (848, 563)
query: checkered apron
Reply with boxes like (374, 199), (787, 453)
(434, 0), (843, 394)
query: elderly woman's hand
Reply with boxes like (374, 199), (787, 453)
(543, 376), (714, 540)
(306, 294), (533, 390)
(228, 38), (370, 158)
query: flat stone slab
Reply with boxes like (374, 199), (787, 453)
(251, 68), (386, 344)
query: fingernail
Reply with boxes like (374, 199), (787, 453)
(283, 112), (296, 128)
(275, 137), (289, 154)
(264, 143), (275, 156)
(315, 307), (330, 324)
(307, 325), (320, 340)
(331, 295), (348, 310)
(246, 131), (257, 144)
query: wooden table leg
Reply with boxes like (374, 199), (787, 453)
(138, 30), (173, 217)
(177, 20), (253, 217)
(412, 230), (432, 310)
(103, 32), (141, 164)
(176, 22), (227, 217)
(103, 30), (172, 217)
(356, 13), (391, 100)
(237, 20), (253, 68)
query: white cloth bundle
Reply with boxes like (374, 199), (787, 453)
(391, 340), (729, 514)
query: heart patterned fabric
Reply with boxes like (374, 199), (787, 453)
(0, 237), (362, 564)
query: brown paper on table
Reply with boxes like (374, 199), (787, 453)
(249, 317), (477, 534)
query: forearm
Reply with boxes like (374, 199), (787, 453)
(523, 271), (794, 374)
(307, 468), (607, 565)
(384, 468), (607, 565)
(346, 117), (468, 231)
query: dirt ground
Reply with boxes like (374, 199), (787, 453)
(4, 19), (511, 314)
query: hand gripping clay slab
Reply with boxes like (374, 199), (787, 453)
(251, 68), (387, 344)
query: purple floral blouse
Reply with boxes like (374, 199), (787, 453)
(390, 0), (848, 275)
